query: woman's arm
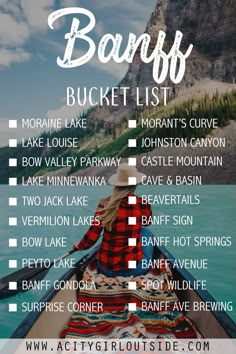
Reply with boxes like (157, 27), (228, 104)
(74, 203), (103, 250)
(140, 200), (152, 226)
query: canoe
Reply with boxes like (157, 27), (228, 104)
(11, 228), (236, 339)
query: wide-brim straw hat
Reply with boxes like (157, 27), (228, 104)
(108, 163), (146, 186)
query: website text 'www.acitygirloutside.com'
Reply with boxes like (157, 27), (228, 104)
(24, 339), (210, 353)
(2, 338), (236, 354)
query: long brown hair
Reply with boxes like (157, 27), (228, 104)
(98, 185), (136, 231)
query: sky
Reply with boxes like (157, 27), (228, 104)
(0, 0), (157, 146)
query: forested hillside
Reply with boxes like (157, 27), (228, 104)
(0, 89), (235, 183)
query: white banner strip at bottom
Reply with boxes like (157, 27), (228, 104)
(0, 339), (235, 354)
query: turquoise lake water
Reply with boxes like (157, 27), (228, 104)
(0, 185), (235, 338)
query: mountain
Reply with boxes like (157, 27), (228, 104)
(1, 0), (236, 183)
(129, 0), (236, 85)
(95, 0), (236, 122)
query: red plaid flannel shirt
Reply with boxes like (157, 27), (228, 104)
(76, 194), (152, 271)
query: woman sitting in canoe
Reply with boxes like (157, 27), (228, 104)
(74, 163), (153, 277)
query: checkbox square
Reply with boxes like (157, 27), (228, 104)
(128, 303), (137, 311)
(9, 139), (17, 147)
(128, 217), (136, 225)
(128, 139), (137, 148)
(128, 238), (137, 246)
(128, 196), (137, 205)
(9, 178), (17, 186)
(9, 217), (17, 226)
(9, 282), (17, 290)
(128, 120), (137, 128)
(9, 158), (17, 167)
(9, 260), (17, 268)
(9, 120), (17, 128)
(128, 261), (137, 269)
(128, 158), (137, 166)
(9, 304), (17, 312)
(9, 198), (17, 206)
(9, 239), (17, 247)
(128, 177), (137, 185)
(128, 282), (137, 290)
